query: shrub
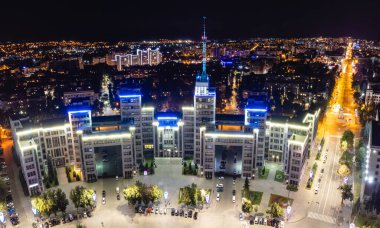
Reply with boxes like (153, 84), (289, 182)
(286, 184), (298, 192)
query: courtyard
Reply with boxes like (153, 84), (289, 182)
(38, 159), (328, 228)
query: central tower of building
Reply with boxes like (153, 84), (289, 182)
(193, 17), (216, 170)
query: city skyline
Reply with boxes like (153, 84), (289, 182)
(1, 0), (380, 42)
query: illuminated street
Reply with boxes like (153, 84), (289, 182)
(304, 42), (361, 225)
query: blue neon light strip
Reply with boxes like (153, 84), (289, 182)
(157, 117), (178, 120)
(119, 95), (141, 98)
(245, 108), (267, 112)
(68, 110), (91, 114)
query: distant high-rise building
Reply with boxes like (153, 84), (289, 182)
(111, 48), (162, 71)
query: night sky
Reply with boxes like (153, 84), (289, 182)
(1, 0), (379, 41)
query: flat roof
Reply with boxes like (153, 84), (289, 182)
(371, 121), (380, 147)
(92, 115), (121, 123)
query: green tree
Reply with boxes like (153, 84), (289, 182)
(341, 130), (354, 150)
(242, 199), (253, 213)
(338, 184), (354, 204)
(244, 177), (250, 191)
(356, 144), (366, 168)
(46, 189), (58, 215)
(55, 188), (69, 213)
(266, 202), (284, 218)
(0, 179), (7, 203)
(183, 161), (187, 174)
(194, 163), (198, 170)
(70, 186), (95, 210)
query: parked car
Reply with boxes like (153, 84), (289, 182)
(83, 212), (87, 218)
(171, 208), (175, 216)
(216, 193), (220, 201)
(175, 209), (179, 216)
(116, 194), (120, 200)
(116, 187), (120, 194)
(102, 197), (106, 205)
(179, 209), (184, 216)
(184, 211), (188, 218)
(155, 208), (159, 214)
(232, 190), (236, 196)
(159, 208), (163, 215)
(232, 195), (236, 203)
(188, 210), (193, 218)
(239, 213), (243, 221)
(315, 182), (320, 194)
(218, 176), (224, 180)
(194, 212), (198, 220)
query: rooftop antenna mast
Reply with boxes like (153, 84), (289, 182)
(201, 16), (207, 80)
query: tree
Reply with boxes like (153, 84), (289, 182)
(46, 189), (58, 215)
(356, 144), (366, 168)
(194, 163), (198, 171)
(188, 163), (192, 174)
(0, 200), (5, 212)
(337, 164), (351, 177)
(338, 184), (353, 204)
(266, 202), (284, 218)
(149, 185), (163, 202)
(70, 186), (82, 210)
(70, 186), (95, 210)
(341, 130), (354, 150)
(31, 194), (53, 215)
(244, 177), (250, 191)
(123, 184), (141, 204)
(55, 188), (69, 213)
(242, 199), (253, 213)
(0, 179), (7, 204)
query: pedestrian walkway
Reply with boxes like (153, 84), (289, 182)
(57, 167), (69, 185)
(307, 211), (336, 224)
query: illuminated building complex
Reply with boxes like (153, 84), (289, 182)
(111, 48), (162, 71)
(9, 19), (319, 195)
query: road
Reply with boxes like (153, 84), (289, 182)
(1, 139), (35, 227)
(305, 42), (361, 225)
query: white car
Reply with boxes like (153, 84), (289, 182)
(233, 180), (235, 185)
(232, 195), (236, 203)
(116, 187), (120, 194)
(239, 213), (243, 221)
(218, 176), (224, 180)
(216, 183), (224, 188)
(159, 208), (163, 214)
(216, 193), (220, 201)
(315, 183), (320, 194)
(102, 197), (106, 205)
